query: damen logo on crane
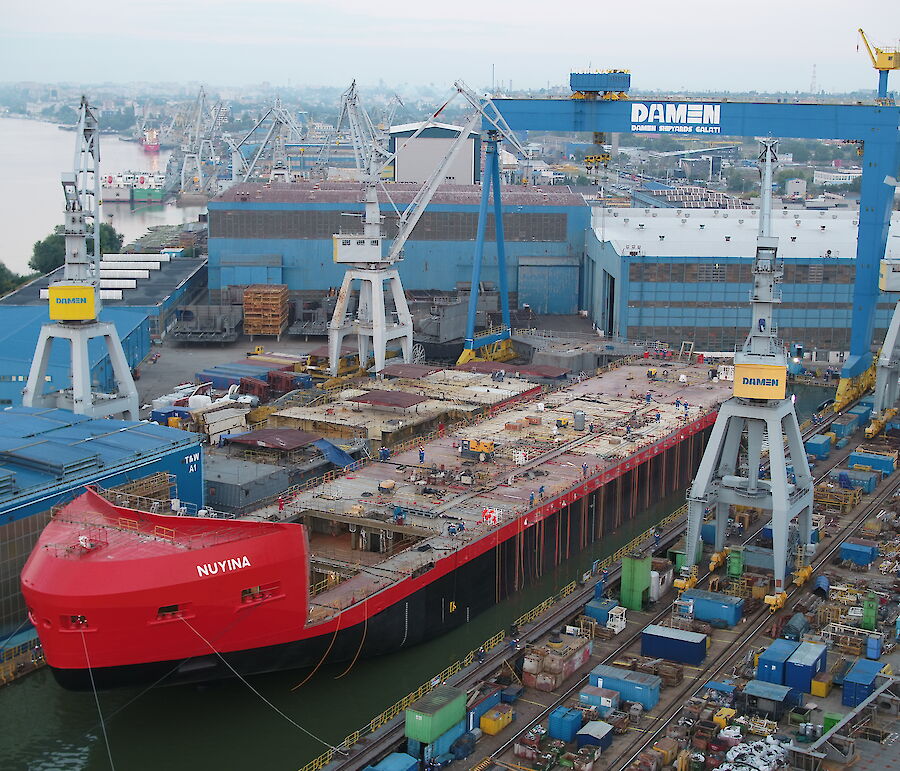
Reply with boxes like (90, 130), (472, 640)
(630, 103), (722, 134)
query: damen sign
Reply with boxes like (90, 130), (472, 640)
(630, 102), (722, 134)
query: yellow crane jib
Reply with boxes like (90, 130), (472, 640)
(708, 548), (730, 572)
(858, 28), (900, 105)
(793, 564), (813, 587)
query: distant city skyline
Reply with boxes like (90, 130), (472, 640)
(2, 0), (898, 94)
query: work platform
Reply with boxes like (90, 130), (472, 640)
(252, 362), (732, 623)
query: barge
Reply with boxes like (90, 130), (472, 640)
(21, 362), (729, 690)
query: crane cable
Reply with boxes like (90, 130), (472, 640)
(334, 598), (367, 680)
(290, 606), (343, 691)
(80, 630), (116, 771)
(178, 616), (345, 754)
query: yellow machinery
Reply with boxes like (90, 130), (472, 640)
(832, 364), (876, 414)
(555, 418), (571, 428)
(674, 566), (698, 595)
(866, 406), (897, 439)
(461, 439), (495, 461)
(763, 591), (787, 613)
(859, 28), (900, 105)
(708, 548), (730, 572)
(247, 345), (265, 356)
(456, 335), (516, 366)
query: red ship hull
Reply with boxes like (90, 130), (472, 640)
(22, 414), (716, 691)
(141, 142), (160, 153)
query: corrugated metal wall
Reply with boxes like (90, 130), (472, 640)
(518, 258), (580, 314)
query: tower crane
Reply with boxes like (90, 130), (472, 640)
(859, 28), (900, 105)
(451, 81), (534, 365)
(236, 98), (306, 183)
(23, 98), (139, 420)
(683, 140), (813, 604)
(326, 81), (481, 375)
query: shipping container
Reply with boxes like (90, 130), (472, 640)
(701, 522), (716, 544)
(840, 538), (879, 566)
(757, 639), (801, 684)
(680, 589), (744, 627)
(549, 707), (582, 742)
(424, 720), (466, 760)
(584, 598), (617, 625)
(466, 687), (501, 731)
(405, 686), (466, 743)
(866, 636), (882, 660)
(784, 642), (828, 693)
(811, 673), (833, 698)
(480, 704), (514, 736)
(827, 468), (880, 493)
(589, 664), (661, 710)
(848, 451), (894, 476)
(804, 435), (832, 459)
(374, 753), (418, 771)
(782, 612), (811, 642)
(579, 686), (619, 716)
(641, 624), (707, 665)
(576, 720), (614, 751)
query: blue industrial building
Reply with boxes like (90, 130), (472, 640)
(0, 407), (203, 633)
(585, 207), (900, 356)
(207, 181), (589, 315)
(1, 253), (208, 339)
(0, 306), (150, 408)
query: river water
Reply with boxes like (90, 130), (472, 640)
(0, 386), (833, 771)
(0, 117), (204, 275)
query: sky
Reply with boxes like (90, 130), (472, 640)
(1, 0), (898, 93)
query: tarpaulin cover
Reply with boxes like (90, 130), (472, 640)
(314, 439), (355, 468)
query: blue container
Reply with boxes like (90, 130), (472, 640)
(814, 575), (830, 594)
(451, 732), (477, 760)
(849, 404), (872, 422)
(827, 468), (879, 494)
(548, 707), (582, 742)
(848, 451), (895, 476)
(840, 539), (879, 566)
(429, 720), (466, 759)
(842, 660), (883, 707)
(831, 416), (857, 438)
(375, 753), (418, 771)
(757, 639), (801, 684)
(576, 720), (614, 751)
(641, 624), (707, 665)
(501, 685), (524, 703)
(406, 738), (421, 758)
(701, 522), (716, 544)
(570, 72), (631, 93)
(866, 636), (883, 660)
(589, 665), (661, 710)
(579, 686), (619, 716)
(681, 590), (744, 627)
(784, 642), (828, 693)
(804, 435), (832, 459)
(466, 688), (501, 731)
(836, 437), (850, 449)
(584, 598), (617, 625)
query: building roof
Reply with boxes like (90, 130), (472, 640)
(787, 641), (827, 666)
(643, 624), (707, 643)
(593, 207), (900, 260)
(348, 390), (429, 409)
(223, 428), (320, 451)
(742, 680), (795, 701)
(1, 256), (207, 309)
(212, 181), (586, 208)
(0, 306), (147, 378)
(381, 363), (445, 379)
(0, 407), (198, 520)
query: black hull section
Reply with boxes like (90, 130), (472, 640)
(52, 425), (710, 691)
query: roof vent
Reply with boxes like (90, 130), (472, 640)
(681, 219), (687, 224)
(638, 223), (645, 229)
(644, 209), (651, 215)
(794, 213), (800, 219)
(853, 220), (858, 226)
(738, 219), (744, 225)
(699, 224), (705, 229)
(723, 213), (729, 218)
(651, 212), (658, 217)
(725, 235), (731, 242)
(791, 236), (797, 242)
(624, 218), (630, 224)
(820, 225), (826, 231)
(659, 235), (665, 241)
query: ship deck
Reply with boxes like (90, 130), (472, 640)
(250, 362), (732, 622)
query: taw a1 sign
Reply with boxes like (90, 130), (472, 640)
(630, 102), (722, 134)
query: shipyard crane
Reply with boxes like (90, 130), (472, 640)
(22, 97), (138, 420)
(236, 98), (306, 183)
(859, 28), (900, 105)
(683, 140), (813, 605)
(326, 81), (481, 375)
(452, 80), (534, 365)
(865, 259), (900, 437)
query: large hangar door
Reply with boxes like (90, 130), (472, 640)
(517, 256), (579, 314)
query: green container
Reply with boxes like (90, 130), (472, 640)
(727, 548), (745, 579)
(862, 593), (877, 631)
(823, 712), (843, 733)
(669, 541), (703, 572)
(404, 685), (466, 743)
(621, 553), (651, 611)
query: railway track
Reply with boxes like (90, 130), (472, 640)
(487, 412), (879, 769)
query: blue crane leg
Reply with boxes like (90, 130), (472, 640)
(843, 134), (900, 378)
(464, 153), (494, 348)
(489, 140), (512, 331)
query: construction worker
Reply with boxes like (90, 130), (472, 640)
(278, 496), (285, 513)
(539, 485), (545, 500)
(419, 445), (425, 464)
(582, 462), (589, 478)
(529, 491), (535, 507)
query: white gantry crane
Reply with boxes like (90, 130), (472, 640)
(683, 139), (814, 608)
(23, 97), (139, 420)
(867, 259), (900, 437)
(326, 81), (481, 375)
